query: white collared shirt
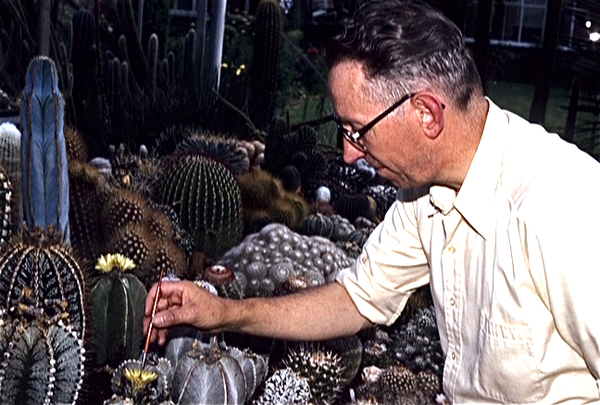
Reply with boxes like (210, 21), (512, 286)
(337, 99), (600, 404)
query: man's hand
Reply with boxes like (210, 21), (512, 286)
(143, 280), (227, 345)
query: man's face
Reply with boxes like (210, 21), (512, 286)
(328, 60), (436, 189)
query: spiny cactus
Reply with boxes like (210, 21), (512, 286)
(281, 342), (346, 405)
(68, 160), (108, 263)
(0, 167), (11, 247)
(0, 227), (86, 339)
(0, 290), (85, 405)
(252, 368), (311, 405)
(161, 154), (243, 259)
(390, 305), (444, 377)
(101, 188), (149, 236)
(21, 56), (70, 242)
(90, 254), (147, 367)
(0, 122), (21, 235)
(176, 133), (249, 175)
(64, 125), (89, 163)
(249, 0), (283, 130)
(109, 355), (173, 405)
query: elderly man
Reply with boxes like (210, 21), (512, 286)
(145, 1), (600, 402)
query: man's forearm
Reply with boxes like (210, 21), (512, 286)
(224, 282), (373, 341)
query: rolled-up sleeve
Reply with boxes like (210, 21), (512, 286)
(336, 190), (430, 326)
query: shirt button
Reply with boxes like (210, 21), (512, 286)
(451, 352), (457, 360)
(449, 297), (456, 306)
(448, 246), (456, 253)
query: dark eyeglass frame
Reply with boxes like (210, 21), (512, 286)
(334, 93), (415, 153)
(334, 93), (445, 153)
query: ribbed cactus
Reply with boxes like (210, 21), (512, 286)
(249, 0), (283, 130)
(0, 303), (85, 405)
(21, 56), (70, 243)
(161, 155), (243, 259)
(0, 123), (21, 235)
(90, 254), (147, 367)
(170, 337), (267, 405)
(0, 227), (86, 339)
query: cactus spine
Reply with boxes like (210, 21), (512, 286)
(20, 56), (70, 242)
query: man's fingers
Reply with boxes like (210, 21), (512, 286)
(145, 281), (184, 316)
(153, 306), (191, 329)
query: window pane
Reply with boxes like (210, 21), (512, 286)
(503, 5), (522, 41)
(521, 6), (545, 43)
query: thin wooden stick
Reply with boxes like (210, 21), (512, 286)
(141, 268), (165, 369)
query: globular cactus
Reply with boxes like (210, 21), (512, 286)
(0, 122), (21, 235)
(334, 193), (377, 223)
(108, 355), (173, 405)
(252, 368), (311, 405)
(236, 169), (309, 233)
(169, 337), (267, 405)
(0, 227), (86, 339)
(280, 342), (347, 405)
(0, 293), (86, 405)
(160, 154), (243, 259)
(90, 254), (147, 367)
(20, 56), (70, 242)
(176, 133), (250, 175)
(390, 305), (444, 377)
(249, 0), (283, 130)
(218, 223), (353, 297)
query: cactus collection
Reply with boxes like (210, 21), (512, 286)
(0, 2), (448, 404)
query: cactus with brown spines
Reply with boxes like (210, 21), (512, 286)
(0, 123), (21, 235)
(64, 125), (89, 163)
(68, 160), (109, 264)
(101, 188), (149, 237)
(249, 0), (283, 130)
(105, 223), (154, 280)
(0, 227), (87, 340)
(90, 254), (146, 367)
(0, 292), (86, 405)
(160, 154), (243, 259)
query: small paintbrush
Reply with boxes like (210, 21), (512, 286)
(141, 268), (165, 370)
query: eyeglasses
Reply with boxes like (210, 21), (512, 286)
(333, 93), (415, 153)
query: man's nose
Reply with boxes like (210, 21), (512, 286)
(343, 139), (366, 164)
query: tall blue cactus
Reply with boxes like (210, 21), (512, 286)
(21, 56), (70, 242)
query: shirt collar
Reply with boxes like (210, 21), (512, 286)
(428, 98), (507, 240)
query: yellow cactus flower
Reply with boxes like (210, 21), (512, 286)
(123, 366), (158, 395)
(95, 253), (136, 273)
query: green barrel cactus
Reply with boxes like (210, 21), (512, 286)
(0, 294), (85, 405)
(161, 155), (242, 259)
(20, 56), (70, 242)
(0, 227), (86, 339)
(90, 253), (147, 367)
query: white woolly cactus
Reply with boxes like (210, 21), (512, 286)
(218, 223), (354, 297)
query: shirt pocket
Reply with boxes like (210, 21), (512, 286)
(475, 311), (543, 403)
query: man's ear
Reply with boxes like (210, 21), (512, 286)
(413, 93), (445, 139)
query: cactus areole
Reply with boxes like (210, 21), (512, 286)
(21, 56), (70, 243)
